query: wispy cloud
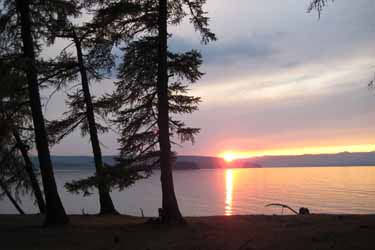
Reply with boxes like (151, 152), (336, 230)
(45, 0), (375, 156)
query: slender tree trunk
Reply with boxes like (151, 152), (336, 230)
(0, 144), (25, 215)
(12, 130), (46, 214)
(0, 179), (25, 215)
(16, 0), (68, 225)
(157, 0), (184, 224)
(72, 32), (118, 215)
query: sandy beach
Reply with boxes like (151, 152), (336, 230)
(1, 214), (374, 250)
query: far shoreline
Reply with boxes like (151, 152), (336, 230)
(31, 152), (375, 169)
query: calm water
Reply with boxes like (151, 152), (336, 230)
(1, 167), (375, 216)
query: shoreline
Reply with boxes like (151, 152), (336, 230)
(1, 214), (374, 250)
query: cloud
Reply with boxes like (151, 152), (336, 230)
(178, 83), (375, 156)
(170, 32), (277, 64)
(41, 0), (375, 157)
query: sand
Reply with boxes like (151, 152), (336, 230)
(0, 214), (374, 250)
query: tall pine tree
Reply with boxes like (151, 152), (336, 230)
(0, 0), (79, 225)
(90, 0), (216, 223)
(45, 10), (119, 214)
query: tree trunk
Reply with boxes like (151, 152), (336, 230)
(13, 130), (46, 214)
(72, 32), (118, 215)
(0, 179), (25, 215)
(16, 0), (68, 226)
(156, 0), (184, 224)
(0, 145), (25, 215)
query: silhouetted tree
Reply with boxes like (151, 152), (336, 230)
(44, 12), (120, 214)
(0, 180), (25, 215)
(0, 69), (46, 214)
(90, 0), (216, 224)
(100, 35), (202, 179)
(0, 60), (46, 214)
(0, 129), (40, 216)
(307, 0), (333, 17)
(0, 126), (26, 215)
(13, 130), (46, 213)
(0, 0), (79, 225)
(157, 0), (215, 224)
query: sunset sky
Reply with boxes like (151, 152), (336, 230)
(45, 0), (375, 158)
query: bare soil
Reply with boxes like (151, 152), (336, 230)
(0, 214), (374, 250)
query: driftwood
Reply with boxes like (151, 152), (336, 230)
(266, 203), (310, 215)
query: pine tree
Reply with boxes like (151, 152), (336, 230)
(0, 150), (26, 215)
(0, 0), (79, 225)
(0, 58), (46, 214)
(0, 122), (27, 215)
(114, 36), (204, 223)
(45, 18), (119, 214)
(90, 0), (216, 223)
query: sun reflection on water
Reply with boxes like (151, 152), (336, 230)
(225, 169), (233, 216)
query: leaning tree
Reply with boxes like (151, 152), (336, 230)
(0, 0), (80, 225)
(0, 132), (27, 215)
(44, 8), (121, 214)
(0, 57), (46, 214)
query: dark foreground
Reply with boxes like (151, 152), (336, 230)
(1, 214), (374, 250)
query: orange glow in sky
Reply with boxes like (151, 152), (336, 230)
(220, 144), (375, 159)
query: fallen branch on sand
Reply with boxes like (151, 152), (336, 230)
(266, 203), (310, 215)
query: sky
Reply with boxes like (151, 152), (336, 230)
(43, 0), (375, 158)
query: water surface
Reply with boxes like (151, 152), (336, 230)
(1, 167), (374, 216)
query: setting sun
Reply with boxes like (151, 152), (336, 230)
(223, 152), (236, 162)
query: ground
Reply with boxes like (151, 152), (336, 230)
(0, 214), (374, 250)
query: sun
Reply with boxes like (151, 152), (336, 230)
(223, 152), (235, 162)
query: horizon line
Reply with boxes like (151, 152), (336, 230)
(34, 150), (375, 159)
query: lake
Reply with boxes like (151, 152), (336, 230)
(1, 166), (375, 216)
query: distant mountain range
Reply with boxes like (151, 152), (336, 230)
(31, 152), (375, 170)
(242, 152), (375, 167)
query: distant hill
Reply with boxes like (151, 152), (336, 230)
(31, 156), (203, 170)
(176, 155), (261, 168)
(242, 152), (375, 167)
(31, 156), (115, 169)
(31, 152), (375, 170)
